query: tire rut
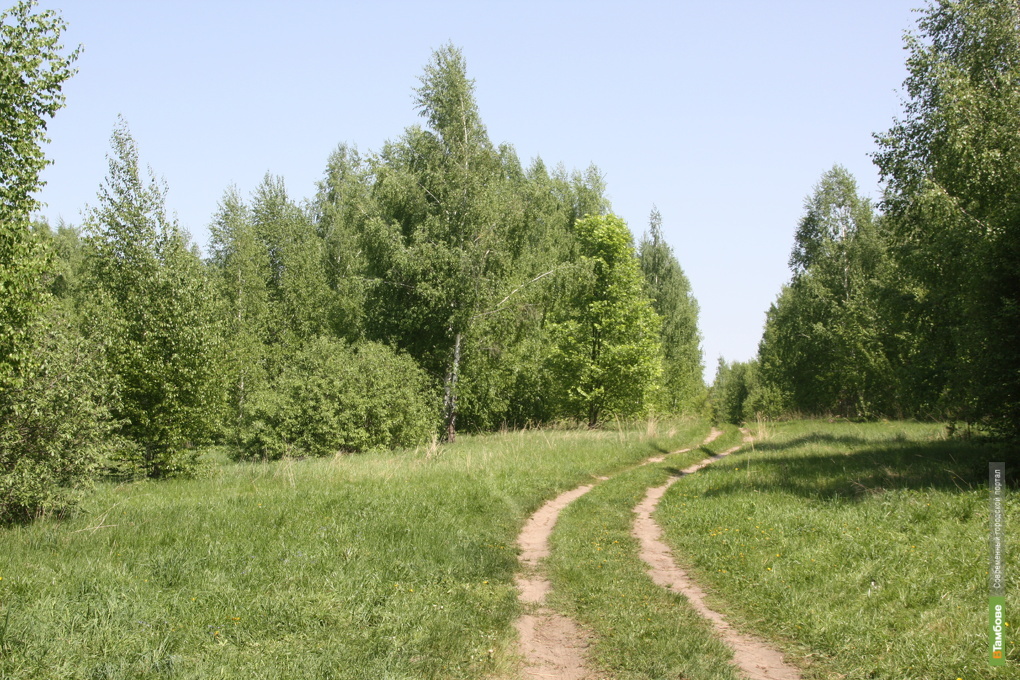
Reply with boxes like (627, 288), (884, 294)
(632, 429), (802, 680)
(513, 429), (721, 679)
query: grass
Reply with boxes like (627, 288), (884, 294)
(0, 418), (707, 679)
(2, 419), (1014, 679)
(654, 420), (1019, 679)
(547, 424), (748, 680)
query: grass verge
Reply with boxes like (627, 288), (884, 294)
(0, 418), (706, 679)
(656, 420), (1019, 679)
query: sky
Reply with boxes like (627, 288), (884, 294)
(33, 0), (921, 380)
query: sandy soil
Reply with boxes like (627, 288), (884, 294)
(514, 483), (599, 679)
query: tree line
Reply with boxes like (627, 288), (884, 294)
(712, 0), (1019, 441)
(1, 2), (704, 522)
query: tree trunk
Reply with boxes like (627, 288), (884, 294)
(442, 332), (463, 442)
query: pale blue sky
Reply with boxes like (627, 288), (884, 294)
(35, 0), (920, 379)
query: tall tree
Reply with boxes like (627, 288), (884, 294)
(250, 174), (332, 343)
(81, 119), (216, 477)
(874, 0), (1020, 435)
(0, 3), (115, 522)
(207, 187), (273, 437)
(638, 207), (704, 413)
(548, 214), (662, 427)
(757, 166), (893, 417)
(367, 44), (514, 440)
(314, 143), (372, 341)
(0, 0), (78, 388)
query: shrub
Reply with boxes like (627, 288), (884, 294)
(239, 337), (437, 458)
(0, 310), (119, 522)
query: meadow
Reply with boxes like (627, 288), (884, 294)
(0, 420), (707, 679)
(0, 419), (1015, 679)
(651, 421), (1018, 679)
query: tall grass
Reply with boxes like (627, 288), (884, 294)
(0, 418), (707, 679)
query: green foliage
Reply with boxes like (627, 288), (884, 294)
(710, 358), (756, 425)
(314, 143), (372, 340)
(0, 0), (77, 220)
(0, 0), (77, 388)
(250, 174), (334, 342)
(207, 186), (273, 439)
(365, 46), (509, 440)
(240, 336), (437, 458)
(0, 307), (118, 523)
(548, 214), (662, 426)
(638, 207), (705, 414)
(874, 0), (1020, 435)
(756, 167), (894, 419)
(81, 120), (217, 478)
(0, 2), (102, 522)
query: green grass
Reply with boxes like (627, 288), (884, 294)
(654, 420), (1019, 679)
(0, 418), (707, 679)
(547, 425), (747, 680)
(3, 420), (1013, 679)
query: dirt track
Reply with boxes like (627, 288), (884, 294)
(513, 427), (801, 679)
(632, 430), (801, 680)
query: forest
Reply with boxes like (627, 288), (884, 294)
(2, 0), (1019, 524)
(1, 3), (705, 521)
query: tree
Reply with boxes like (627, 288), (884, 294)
(249, 174), (333, 343)
(874, 0), (1020, 435)
(0, 0), (78, 388)
(756, 166), (893, 418)
(0, 2), (113, 523)
(81, 119), (217, 477)
(638, 207), (704, 413)
(314, 143), (373, 341)
(710, 358), (756, 425)
(367, 44), (516, 441)
(548, 214), (662, 427)
(207, 187), (273, 439)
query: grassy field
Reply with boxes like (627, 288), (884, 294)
(654, 420), (1019, 679)
(0, 419), (707, 679)
(1, 419), (1015, 679)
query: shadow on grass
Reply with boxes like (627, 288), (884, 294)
(690, 436), (1020, 503)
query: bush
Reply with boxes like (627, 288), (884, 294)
(0, 310), (119, 522)
(239, 337), (437, 458)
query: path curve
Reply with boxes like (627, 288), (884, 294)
(632, 430), (802, 680)
(513, 429), (721, 679)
